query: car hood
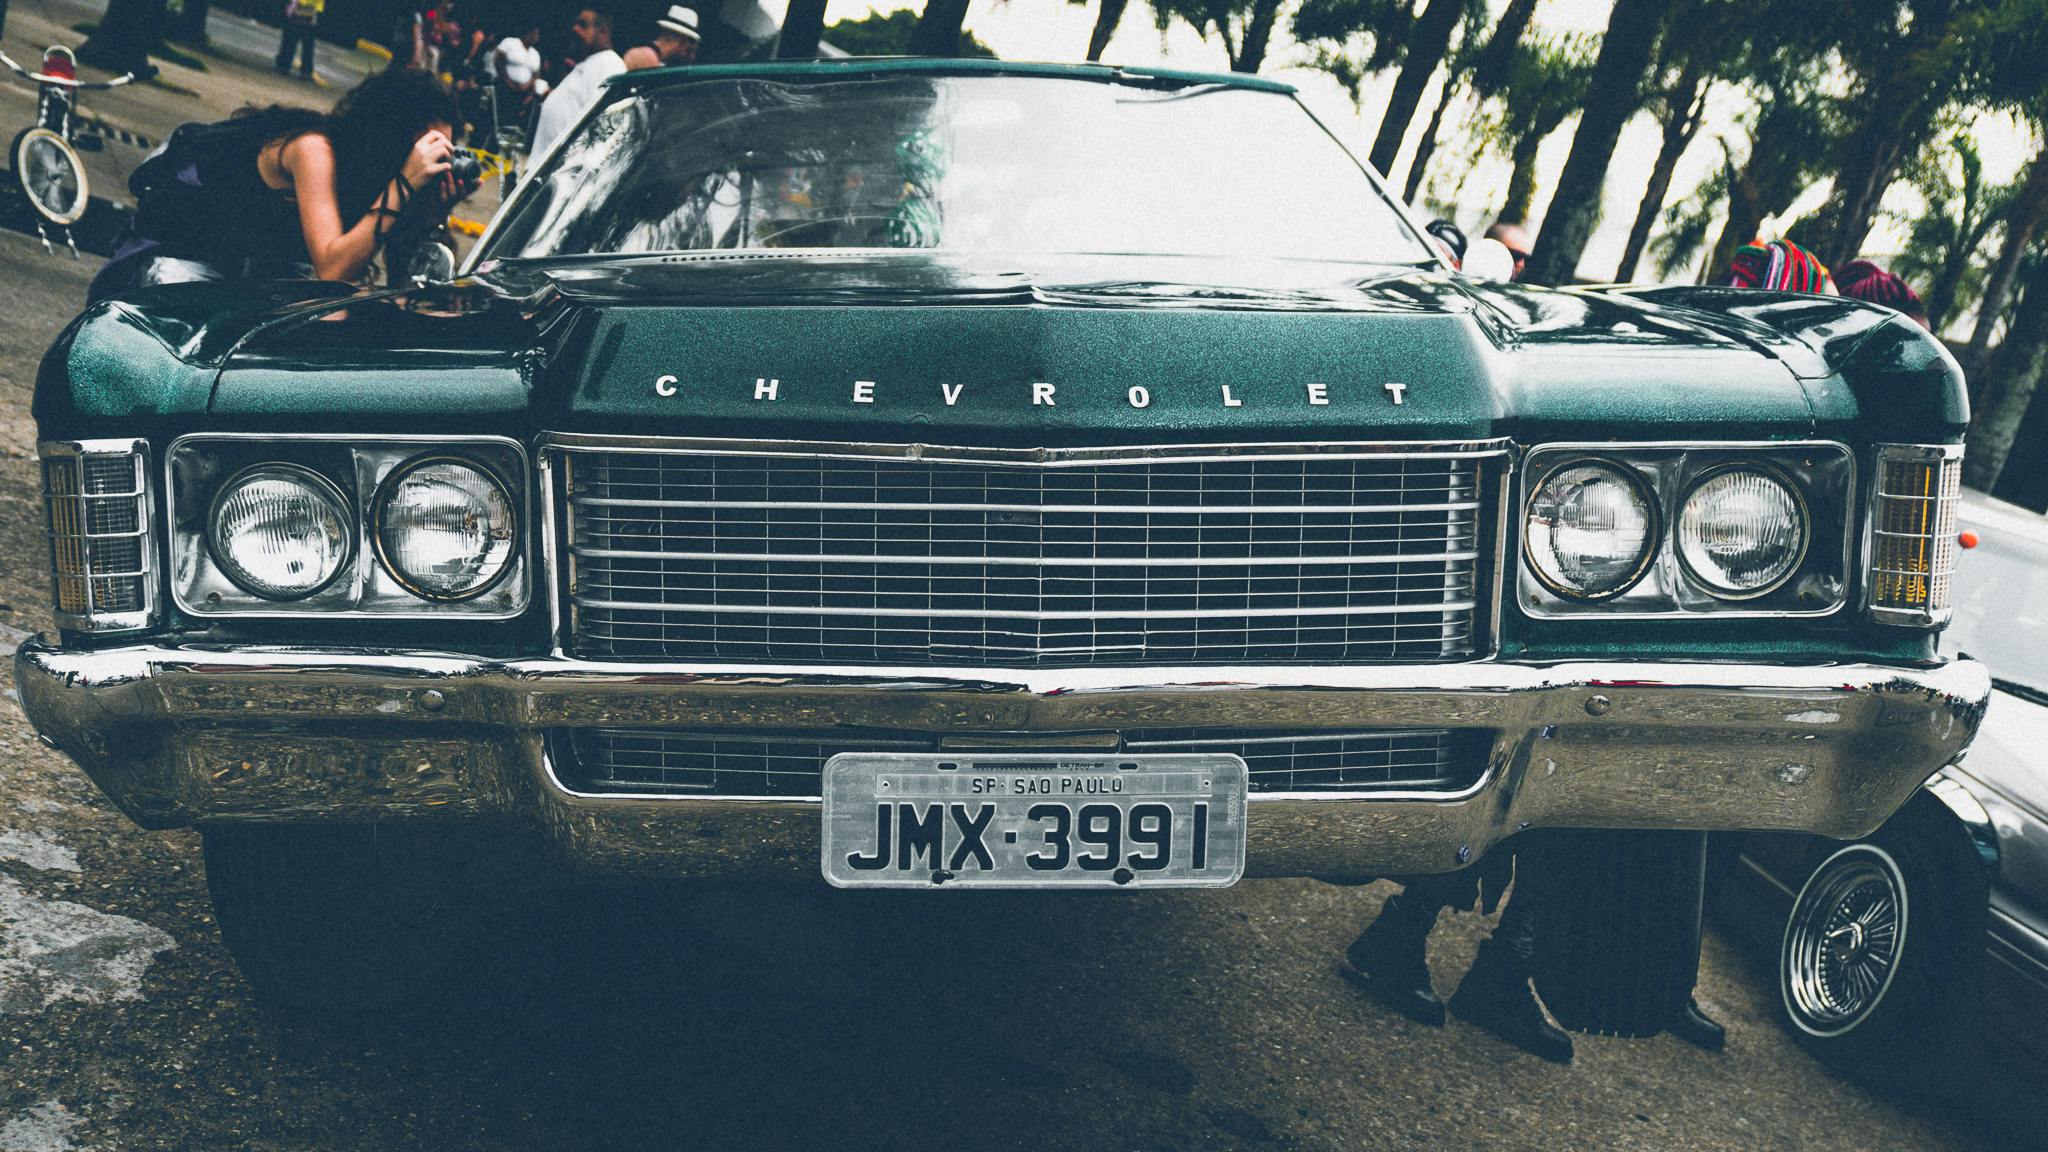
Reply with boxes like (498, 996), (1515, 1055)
(48, 252), (1822, 442)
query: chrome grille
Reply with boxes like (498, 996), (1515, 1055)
(552, 727), (1488, 797)
(560, 442), (1498, 665)
(41, 440), (154, 631)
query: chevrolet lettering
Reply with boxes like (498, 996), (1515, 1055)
(21, 60), (1986, 1020)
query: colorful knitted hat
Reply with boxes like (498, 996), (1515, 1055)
(1726, 239), (1833, 293)
(1834, 259), (1926, 317)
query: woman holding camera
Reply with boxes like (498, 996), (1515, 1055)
(89, 69), (473, 303)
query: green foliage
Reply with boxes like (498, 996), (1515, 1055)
(824, 8), (995, 58)
(1894, 134), (2013, 329)
(1290, 0), (1485, 81)
(1652, 165), (1727, 278)
(1151, 0), (1292, 72)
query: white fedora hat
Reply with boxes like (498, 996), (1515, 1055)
(658, 6), (701, 41)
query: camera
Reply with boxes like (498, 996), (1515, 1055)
(449, 147), (483, 186)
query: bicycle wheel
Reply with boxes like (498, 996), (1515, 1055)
(13, 126), (90, 226)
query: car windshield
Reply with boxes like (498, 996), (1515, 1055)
(482, 74), (1433, 265)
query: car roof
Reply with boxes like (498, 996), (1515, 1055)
(607, 57), (1297, 95)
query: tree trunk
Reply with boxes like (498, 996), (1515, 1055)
(1965, 268), (2048, 492)
(1822, 108), (1925, 266)
(1403, 74), (1459, 203)
(777, 0), (829, 58)
(1086, 0), (1129, 61)
(1927, 211), (1975, 334)
(909, 0), (974, 57)
(1969, 149), (2048, 364)
(1231, 0), (1284, 73)
(1366, 0), (1464, 177)
(1471, 0), (1538, 98)
(1499, 123), (1549, 225)
(1615, 69), (1706, 283)
(77, 0), (167, 74)
(1522, 0), (1668, 286)
(1991, 367), (2048, 511)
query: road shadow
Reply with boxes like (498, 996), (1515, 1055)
(268, 883), (1254, 1152)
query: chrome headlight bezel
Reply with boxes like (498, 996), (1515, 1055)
(1522, 458), (1660, 602)
(166, 434), (529, 618)
(1518, 441), (1854, 619)
(370, 454), (520, 603)
(205, 462), (356, 601)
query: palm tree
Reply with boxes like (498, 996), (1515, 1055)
(1402, 0), (1541, 203)
(1075, 0), (1132, 60)
(779, 0), (829, 57)
(1293, 0), (1484, 179)
(1811, 0), (1981, 265)
(1152, 0), (1291, 73)
(1481, 36), (1596, 225)
(911, 0), (977, 56)
(1522, 0), (1671, 286)
(1894, 136), (2008, 333)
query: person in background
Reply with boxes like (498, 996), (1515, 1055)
(494, 23), (548, 102)
(1724, 237), (1834, 293)
(273, 0), (323, 81)
(624, 6), (701, 69)
(529, 5), (623, 160)
(1343, 852), (1575, 1063)
(1834, 259), (1931, 329)
(89, 69), (471, 301)
(1484, 220), (1532, 282)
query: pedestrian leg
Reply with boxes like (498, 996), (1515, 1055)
(1448, 858), (1575, 1063)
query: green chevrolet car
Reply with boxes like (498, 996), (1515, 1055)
(19, 61), (1988, 1021)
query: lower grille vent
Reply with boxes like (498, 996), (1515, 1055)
(551, 727), (1490, 798)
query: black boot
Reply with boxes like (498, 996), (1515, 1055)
(1341, 889), (1446, 1027)
(1669, 996), (1725, 1052)
(1450, 938), (1574, 1064)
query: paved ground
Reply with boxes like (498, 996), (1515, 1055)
(0, 7), (2035, 1148)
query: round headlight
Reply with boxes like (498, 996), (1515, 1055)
(208, 464), (353, 600)
(1676, 466), (1807, 598)
(1525, 461), (1658, 600)
(373, 457), (517, 601)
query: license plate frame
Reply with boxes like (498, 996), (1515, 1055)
(821, 752), (1248, 889)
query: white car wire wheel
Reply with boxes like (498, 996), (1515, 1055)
(1781, 843), (1908, 1038)
(12, 127), (89, 226)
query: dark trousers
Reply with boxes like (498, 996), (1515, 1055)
(275, 21), (317, 77)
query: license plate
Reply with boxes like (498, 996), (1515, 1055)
(821, 753), (1248, 889)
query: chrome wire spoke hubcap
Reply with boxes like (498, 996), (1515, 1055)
(1783, 846), (1907, 1037)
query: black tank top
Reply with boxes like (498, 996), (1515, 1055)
(129, 115), (317, 269)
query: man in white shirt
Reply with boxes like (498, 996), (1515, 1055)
(530, 6), (624, 161)
(493, 24), (546, 97)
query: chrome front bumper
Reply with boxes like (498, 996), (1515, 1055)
(13, 640), (1990, 879)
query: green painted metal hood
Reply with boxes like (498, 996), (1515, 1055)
(40, 253), (1848, 444)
